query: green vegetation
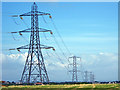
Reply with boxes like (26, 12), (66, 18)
(1, 84), (120, 90)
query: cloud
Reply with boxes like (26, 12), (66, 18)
(81, 52), (118, 81)
(1, 52), (118, 82)
(1, 52), (68, 81)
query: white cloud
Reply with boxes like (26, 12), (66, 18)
(1, 52), (118, 82)
(99, 52), (104, 55)
(2, 52), (27, 64)
(81, 52), (118, 81)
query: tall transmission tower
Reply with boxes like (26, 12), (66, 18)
(83, 71), (95, 82)
(68, 56), (81, 82)
(90, 72), (95, 83)
(84, 71), (88, 82)
(9, 2), (55, 83)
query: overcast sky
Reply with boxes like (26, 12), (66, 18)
(1, 2), (118, 82)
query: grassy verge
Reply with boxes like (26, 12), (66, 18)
(1, 84), (120, 90)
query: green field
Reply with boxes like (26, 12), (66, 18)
(1, 84), (120, 90)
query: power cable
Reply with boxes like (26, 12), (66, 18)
(41, 16), (69, 64)
(42, 15), (47, 24)
(43, 32), (48, 40)
(12, 18), (20, 25)
(52, 34), (68, 60)
(11, 33), (19, 41)
(50, 18), (72, 55)
(21, 18), (29, 28)
(41, 16), (69, 61)
(20, 35), (29, 43)
(42, 15), (71, 73)
(54, 51), (69, 71)
(8, 50), (17, 58)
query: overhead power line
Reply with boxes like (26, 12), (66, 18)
(42, 15), (71, 65)
(50, 18), (72, 55)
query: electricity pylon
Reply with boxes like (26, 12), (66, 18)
(90, 72), (95, 83)
(83, 71), (95, 82)
(9, 2), (54, 83)
(84, 71), (88, 82)
(68, 56), (81, 82)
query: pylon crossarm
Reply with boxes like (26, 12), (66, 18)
(42, 47), (55, 51)
(10, 12), (32, 17)
(68, 70), (73, 72)
(37, 11), (51, 16)
(20, 11), (51, 16)
(76, 57), (81, 58)
(38, 13), (50, 16)
(69, 70), (81, 72)
(9, 28), (53, 35)
(40, 44), (55, 51)
(11, 12), (51, 17)
(39, 28), (53, 34)
(69, 57), (73, 58)
(20, 12), (32, 16)
(9, 45), (55, 51)
(10, 15), (19, 17)
(8, 28), (31, 34)
(9, 45), (29, 52)
(38, 11), (50, 15)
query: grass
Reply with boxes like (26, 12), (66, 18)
(1, 84), (120, 90)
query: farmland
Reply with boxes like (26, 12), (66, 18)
(1, 84), (120, 90)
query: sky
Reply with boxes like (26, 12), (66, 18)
(1, 2), (118, 82)
(1, 0), (119, 2)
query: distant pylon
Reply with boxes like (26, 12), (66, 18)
(84, 71), (88, 82)
(84, 71), (95, 82)
(68, 56), (81, 82)
(90, 72), (95, 83)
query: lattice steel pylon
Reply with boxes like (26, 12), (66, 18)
(90, 72), (95, 83)
(9, 2), (54, 83)
(68, 56), (81, 82)
(84, 71), (88, 82)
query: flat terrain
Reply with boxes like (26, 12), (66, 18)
(1, 84), (120, 90)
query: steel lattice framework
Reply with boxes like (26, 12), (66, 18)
(68, 56), (81, 82)
(84, 71), (88, 82)
(9, 2), (54, 83)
